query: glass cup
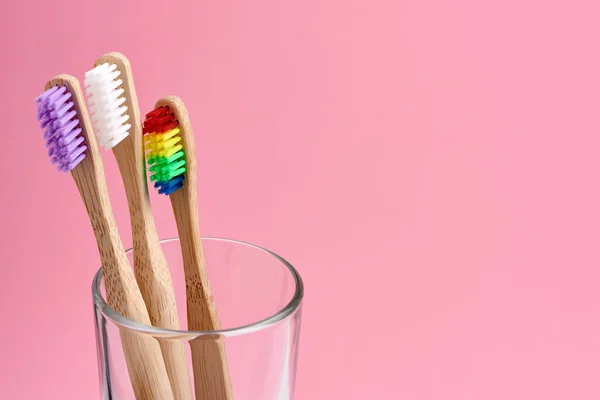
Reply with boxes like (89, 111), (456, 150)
(92, 237), (304, 399)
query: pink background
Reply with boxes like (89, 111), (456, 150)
(2, 0), (600, 398)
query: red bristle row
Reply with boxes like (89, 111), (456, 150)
(143, 106), (179, 134)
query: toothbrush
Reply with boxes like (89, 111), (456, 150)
(35, 75), (174, 400)
(84, 52), (193, 400)
(143, 96), (234, 400)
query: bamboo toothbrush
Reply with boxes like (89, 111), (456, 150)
(35, 75), (174, 400)
(84, 52), (193, 400)
(143, 96), (234, 400)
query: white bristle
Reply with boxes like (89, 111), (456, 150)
(84, 63), (132, 150)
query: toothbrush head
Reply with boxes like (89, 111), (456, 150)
(35, 84), (87, 172)
(84, 62), (132, 150)
(143, 106), (187, 195)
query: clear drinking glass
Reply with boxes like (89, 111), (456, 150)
(92, 237), (304, 400)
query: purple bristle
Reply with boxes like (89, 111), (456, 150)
(52, 101), (74, 118)
(35, 86), (58, 105)
(48, 86), (66, 101)
(35, 86), (87, 172)
(53, 110), (77, 127)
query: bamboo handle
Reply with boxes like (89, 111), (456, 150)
(47, 75), (174, 400)
(171, 191), (234, 400)
(157, 96), (234, 400)
(95, 52), (193, 400)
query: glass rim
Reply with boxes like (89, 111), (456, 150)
(92, 236), (304, 338)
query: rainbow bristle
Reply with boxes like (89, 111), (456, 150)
(35, 86), (87, 172)
(143, 106), (186, 195)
